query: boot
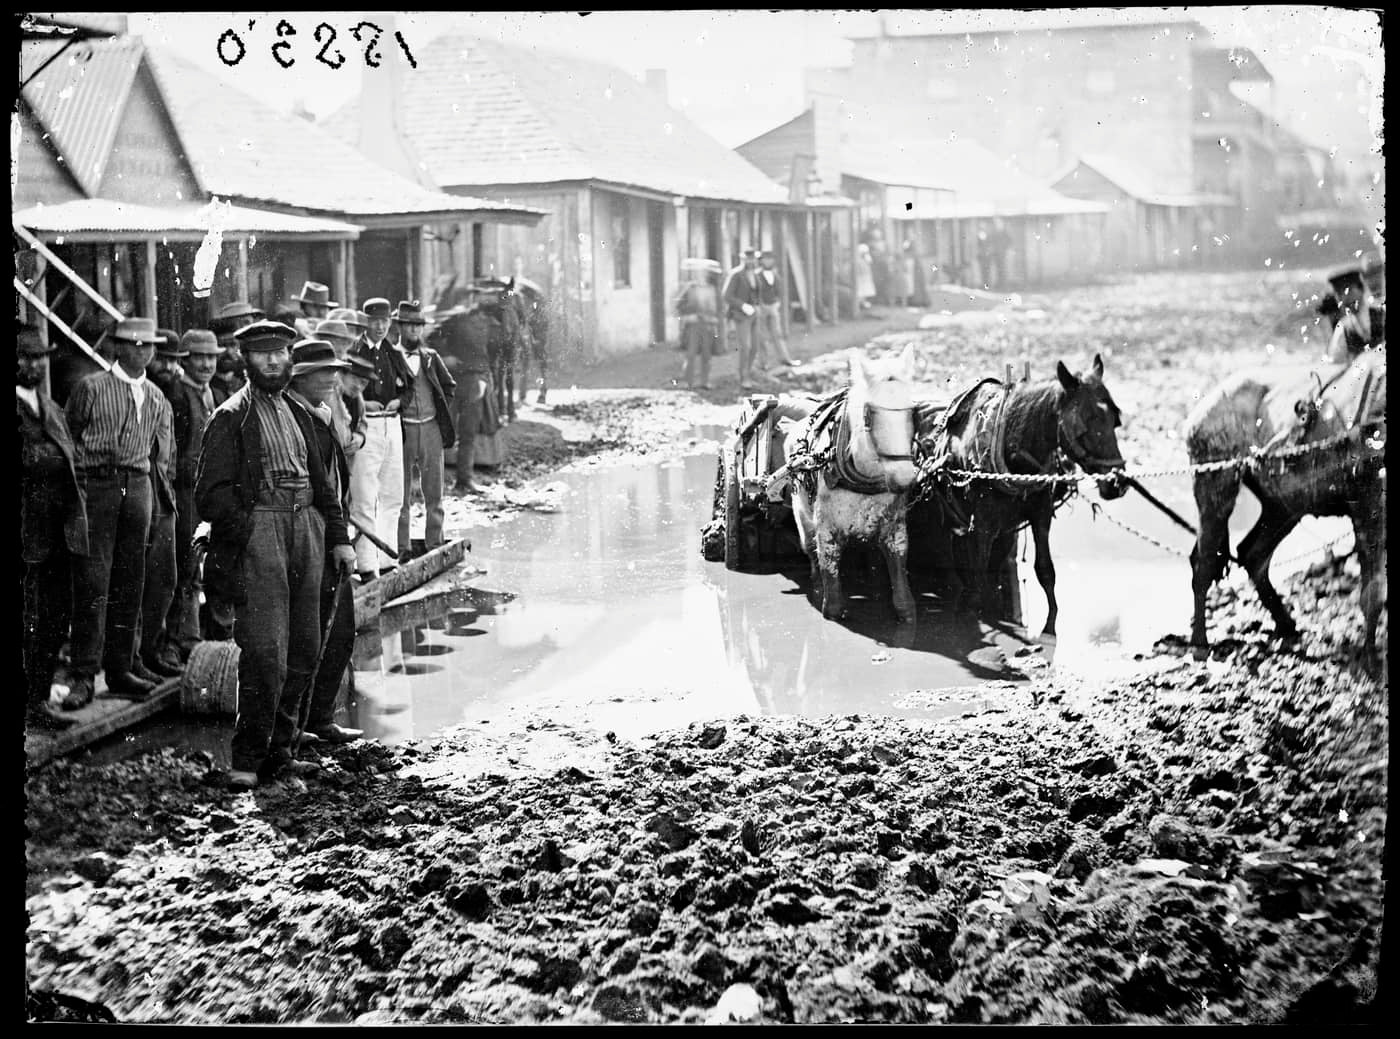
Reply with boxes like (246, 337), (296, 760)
(455, 438), (482, 495)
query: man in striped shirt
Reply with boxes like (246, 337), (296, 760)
(64, 317), (174, 705)
(196, 321), (356, 788)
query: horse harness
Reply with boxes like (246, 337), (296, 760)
(786, 387), (915, 497)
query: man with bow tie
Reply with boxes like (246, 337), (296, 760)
(391, 301), (456, 561)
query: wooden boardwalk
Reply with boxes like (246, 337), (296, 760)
(25, 539), (474, 770)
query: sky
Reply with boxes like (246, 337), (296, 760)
(124, 8), (1383, 154)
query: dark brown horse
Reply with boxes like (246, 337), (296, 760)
(513, 276), (551, 406)
(917, 355), (1127, 637)
(471, 276), (531, 422)
(1184, 348), (1386, 662)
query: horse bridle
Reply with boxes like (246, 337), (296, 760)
(861, 402), (916, 463)
(1056, 407), (1125, 474)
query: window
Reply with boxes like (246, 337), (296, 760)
(611, 196), (631, 288)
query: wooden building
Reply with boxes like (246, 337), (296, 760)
(15, 33), (542, 397)
(323, 33), (842, 362)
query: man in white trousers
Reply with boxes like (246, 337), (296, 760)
(346, 298), (409, 584)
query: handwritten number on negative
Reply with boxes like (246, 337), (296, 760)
(351, 21), (384, 68)
(217, 28), (246, 67)
(314, 22), (345, 70)
(273, 19), (296, 68)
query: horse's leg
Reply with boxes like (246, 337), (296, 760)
(504, 344), (517, 423)
(880, 505), (916, 625)
(1024, 511), (1058, 637)
(813, 498), (846, 620)
(535, 331), (549, 404)
(1236, 502), (1302, 641)
(1189, 470), (1240, 651)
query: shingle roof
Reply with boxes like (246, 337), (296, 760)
(14, 198), (363, 239)
(323, 34), (790, 206)
(20, 38), (144, 196)
(142, 45), (544, 223)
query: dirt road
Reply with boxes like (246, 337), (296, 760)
(26, 269), (1386, 1023)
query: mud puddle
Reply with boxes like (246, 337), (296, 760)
(346, 442), (1353, 745)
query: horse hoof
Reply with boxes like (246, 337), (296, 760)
(1191, 644), (1210, 662)
(1275, 626), (1301, 643)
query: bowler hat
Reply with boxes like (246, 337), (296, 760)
(294, 281), (338, 308)
(234, 320), (298, 353)
(393, 300), (428, 325)
(343, 350), (380, 384)
(181, 329), (221, 355)
(363, 298), (392, 319)
(215, 301), (264, 323)
(155, 328), (188, 357)
(315, 319), (357, 343)
(111, 317), (159, 345)
(742, 247), (761, 259)
(17, 323), (56, 354)
(290, 339), (351, 377)
(327, 307), (367, 333)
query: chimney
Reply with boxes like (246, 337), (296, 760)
(357, 13), (435, 188)
(644, 68), (669, 104)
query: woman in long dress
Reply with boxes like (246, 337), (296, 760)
(855, 244), (876, 311)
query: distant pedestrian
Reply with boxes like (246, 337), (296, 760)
(723, 248), (763, 390)
(855, 244), (876, 310)
(195, 320), (356, 788)
(65, 317), (173, 706)
(675, 258), (722, 389)
(755, 249), (799, 369)
(349, 298), (410, 580)
(18, 323), (89, 730)
(393, 301), (456, 560)
(292, 281), (338, 339)
(165, 330), (228, 657)
(287, 339), (366, 747)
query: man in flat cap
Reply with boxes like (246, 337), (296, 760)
(164, 329), (229, 657)
(286, 339), (366, 746)
(393, 300), (456, 560)
(723, 247), (764, 391)
(347, 297), (410, 581)
(196, 321), (356, 788)
(18, 323), (88, 730)
(65, 317), (174, 706)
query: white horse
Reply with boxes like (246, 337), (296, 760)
(788, 346), (920, 623)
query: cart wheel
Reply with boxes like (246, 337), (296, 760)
(723, 441), (743, 571)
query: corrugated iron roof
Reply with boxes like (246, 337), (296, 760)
(14, 198), (363, 238)
(20, 37), (143, 196)
(142, 45), (545, 223)
(322, 35), (791, 206)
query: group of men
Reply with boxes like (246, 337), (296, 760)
(20, 279), (470, 790)
(721, 248), (800, 391)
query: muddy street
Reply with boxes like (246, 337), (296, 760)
(25, 269), (1387, 1024)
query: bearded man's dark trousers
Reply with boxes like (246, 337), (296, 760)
(23, 549), (73, 714)
(230, 486), (325, 774)
(306, 554), (356, 733)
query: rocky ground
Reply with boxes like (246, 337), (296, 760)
(26, 268), (1386, 1023)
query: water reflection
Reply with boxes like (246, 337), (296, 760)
(345, 447), (1354, 744)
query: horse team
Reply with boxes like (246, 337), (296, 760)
(776, 340), (1385, 668)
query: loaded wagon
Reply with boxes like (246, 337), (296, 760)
(704, 392), (1023, 623)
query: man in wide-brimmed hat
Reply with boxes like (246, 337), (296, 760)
(312, 319), (362, 458)
(165, 330), (229, 654)
(676, 258), (723, 390)
(291, 281), (338, 339)
(18, 322), (89, 731)
(347, 297), (410, 580)
(392, 300), (456, 560)
(64, 317), (174, 706)
(196, 321), (356, 788)
(755, 248), (799, 371)
(210, 301), (264, 336)
(327, 307), (368, 341)
(147, 328), (186, 395)
(1324, 257), (1386, 363)
(286, 339), (367, 748)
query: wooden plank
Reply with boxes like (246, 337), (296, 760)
(353, 537), (470, 630)
(26, 680), (181, 769)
